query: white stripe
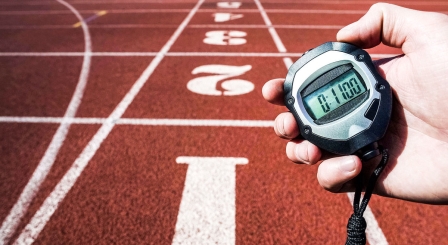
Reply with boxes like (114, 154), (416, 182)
(0, 51), (304, 57)
(0, 1), (92, 244)
(0, 52), (399, 59)
(254, 0), (287, 53)
(13, 1), (204, 244)
(272, 24), (343, 29)
(283, 57), (293, 70)
(172, 157), (248, 244)
(118, 118), (273, 127)
(0, 23), (346, 29)
(0, 0), (447, 5)
(0, 117), (273, 127)
(347, 193), (389, 245)
(1, 9), (446, 16)
(0, 9), (368, 15)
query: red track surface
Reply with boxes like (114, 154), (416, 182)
(1, 0), (447, 244)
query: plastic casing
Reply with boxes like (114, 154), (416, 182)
(284, 42), (392, 155)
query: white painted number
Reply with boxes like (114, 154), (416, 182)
(203, 30), (247, 46)
(172, 156), (248, 245)
(217, 2), (242, 9)
(187, 64), (254, 96)
(213, 13), (244, 23)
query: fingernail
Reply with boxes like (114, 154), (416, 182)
(295, 144), (308, 163)
(339, 157), (356, 173)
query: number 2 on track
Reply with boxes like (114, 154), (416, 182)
(187, 64), (254, 96)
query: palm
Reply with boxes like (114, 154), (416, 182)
(374, 50), (448, 203)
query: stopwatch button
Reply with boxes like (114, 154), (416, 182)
(364, 99), (380, 121)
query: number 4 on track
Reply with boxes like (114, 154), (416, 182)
(213, 13), (244, 23)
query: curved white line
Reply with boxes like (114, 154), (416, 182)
(0, 0), (92, 244)
(12, 0), (203, 244)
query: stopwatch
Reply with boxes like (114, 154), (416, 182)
(284, 42), (392, 157)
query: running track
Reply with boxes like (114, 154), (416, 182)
(0, 0), (447, 244)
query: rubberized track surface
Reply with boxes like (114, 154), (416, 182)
(1, 0), (448, 244)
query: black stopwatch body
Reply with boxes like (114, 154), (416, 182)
(284, 42), (392, 155)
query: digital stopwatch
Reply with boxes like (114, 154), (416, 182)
(284, 42), (392, 158)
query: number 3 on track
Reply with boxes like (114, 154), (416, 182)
(203, 31), (247, 46)
(187, 64), (254, 96)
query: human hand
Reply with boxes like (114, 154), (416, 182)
(263, 3), (448, 204)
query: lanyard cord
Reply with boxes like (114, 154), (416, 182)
(345, 147), (389, 245)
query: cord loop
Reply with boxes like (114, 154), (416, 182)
(345, 147), (389, 245)
(346, 214), (367, 245)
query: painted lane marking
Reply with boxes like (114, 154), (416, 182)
(12, 1), (205, 244)
(213, 13), (244, 22)
(2, 9), (448, 15)
(0, 24), (345, 29)
(0, 0), (92, 244)
(173, 157), (248, 244)
(0, 52), (398, 58)
(254, 2), (286, 53)
(0, 117), (274, 127)
(203, 30), (247, 46)
(217, 2), (242, 9)
(0, 9), (366, 15)
(187, 64), (254, 96)
(0, 0), (447, 6)
(73, 10), (107, 28)
(254, 0), (389, 244)
(347, 193), (388, 245)
(253, 0), (288, 67)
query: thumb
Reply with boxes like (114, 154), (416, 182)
(317, 156), (362, 193)
(336, 3), (440, 51)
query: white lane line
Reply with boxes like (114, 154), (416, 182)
(0, 117), (104, 124)
(173, 157), (248, 244)
(0, 0), (92, 244)
(0, 52), (398, 58)
(347, 193), (389, 245)
(0, 0), (447, 5)
(254, 0), (286, 53)
(0, 116), (274, 127)
(1, 9), (447, 16)
(254, 0), (292, 69)
(13, 1), (204, 244)
(118, 118), (273, 127)
(0, 24), (345, 29)
(0, 51), (301, 57)
(0, 9), (364, 15)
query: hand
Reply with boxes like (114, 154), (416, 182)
(263, 3), (448, 204)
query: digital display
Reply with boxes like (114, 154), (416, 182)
(303, 69), (367, 120)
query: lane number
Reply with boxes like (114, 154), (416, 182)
(213, 13), (244, 23)
(217, 2), (242, 8)
(203, 30), (247, 46)
(187, 64), (254, 96)
(172, 156), (248, 245)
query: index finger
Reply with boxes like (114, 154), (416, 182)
(262, 78), (285, 106)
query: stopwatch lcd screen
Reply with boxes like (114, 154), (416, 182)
(303, 69), (367, 120)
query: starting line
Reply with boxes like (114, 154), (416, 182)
(0, 117), (273, 127)
(0, 52), (399, 59)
